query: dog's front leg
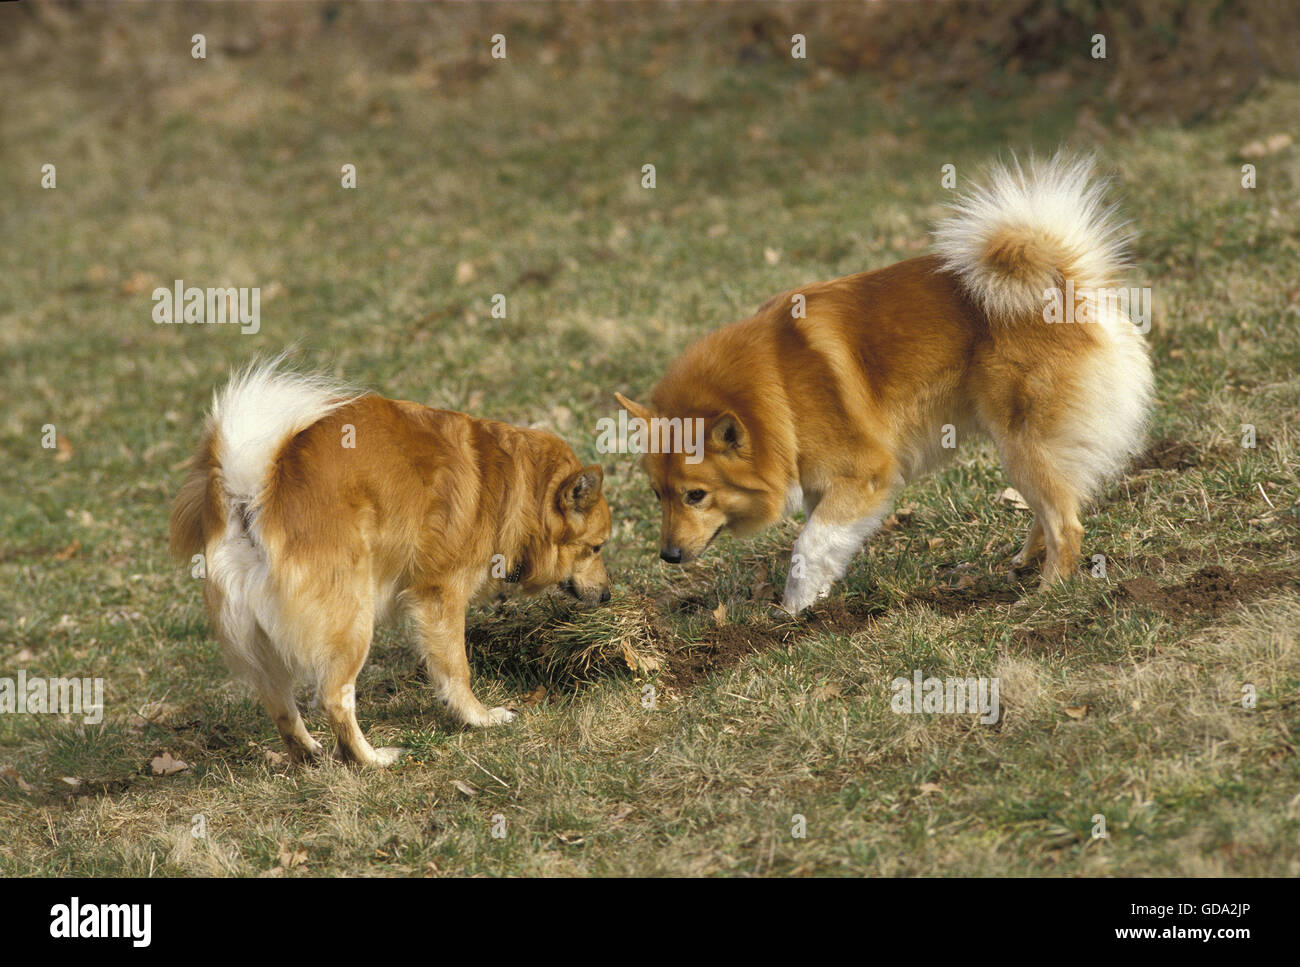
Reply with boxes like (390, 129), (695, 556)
(781, 479), (894, 614)
(411, 589), (516, 728)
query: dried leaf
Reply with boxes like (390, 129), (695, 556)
(1, 766), (34, 794)
(1240, 133), (1292, 158)
(1065, 704), (1089, 720)
(998, 487), (1031, 511)
(149, 751), (190, 776)
(120, 271), (155, 296)
(918, 782), (942, 795)
(451, 779), (479, 798)
(620, 639), (659, 675)
(276, 845), (308, 869)
(712, 602), (728, 627)
(53, 540), (81, 562)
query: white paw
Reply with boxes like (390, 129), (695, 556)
(781, 581), (830, 615)
(370, 746), (405, 767)
(471, 706), (516, 727)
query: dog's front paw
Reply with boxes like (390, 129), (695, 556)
(370, 746), (406, 767)
(340, 745), (405, 769)
(780, 581), (830, 615)
(470, 705), (517, 727)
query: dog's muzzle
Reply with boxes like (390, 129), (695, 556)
(560, 580), (611, 605)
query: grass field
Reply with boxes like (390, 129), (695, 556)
(2, 4), (1298, 876)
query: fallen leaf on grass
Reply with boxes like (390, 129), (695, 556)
(1, 767), (34, 794)
(998, 487), (1031, 511)
(276, 845), (308, 870)
(451, 779), (479, 798)
(120, 271), (156, 296)
(1065, 705), (1089, 720)
(712, 602), (728, 627)
(1239, 133), (1292, 158)
(812, 683), (842, 701)
(53, 540), (81, 561)
(918, 782), (942, 795)
(520, 684), (548, 707)
(149, 752), (190, 776)
(620, 639), (660, 675)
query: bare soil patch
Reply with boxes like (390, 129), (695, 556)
(1118, 565), (1300, 618)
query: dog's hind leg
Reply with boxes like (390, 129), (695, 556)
(204, 580), (323, 764)
(316, 609), (403, 769)
(1000, 444), (1083, 586)
(1011, 517), (1045, 569)
(249, 629), (323, 764)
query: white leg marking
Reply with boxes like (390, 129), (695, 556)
(781, 511), (887, 613)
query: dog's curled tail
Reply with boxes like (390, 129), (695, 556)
(168, 426), (217, 562)
(932, 154), (1130, 323)
(168, 356), (358, 561)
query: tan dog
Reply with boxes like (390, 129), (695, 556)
(618, 156), (1152, 613)
(170, 361), (611, 767)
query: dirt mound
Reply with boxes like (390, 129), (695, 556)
(1118, 565), (1300, 618)
(663, 597), (882, 690)
(1134, 439), (1199, 471)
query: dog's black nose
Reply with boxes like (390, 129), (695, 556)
(599, 588), (611, 604)
(660, 547), (682, 564)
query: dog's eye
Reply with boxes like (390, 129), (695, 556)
(684, 489), (706, 506)
(591, 543), (604, 554)
(651, 487), (661, 500)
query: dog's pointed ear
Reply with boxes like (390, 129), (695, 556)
(559, 464), (605, 515)
(707, 411), (747, 452)
(615, 392), (653, 423)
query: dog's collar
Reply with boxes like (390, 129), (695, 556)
(505, 558), (525, 584)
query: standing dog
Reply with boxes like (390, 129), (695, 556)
(170, 361), (612, 767)
(617, 156), (1152, 613)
